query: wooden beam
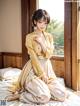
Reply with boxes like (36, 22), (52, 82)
(72, 2), (78, 90)
(64, 1), (72, 88)
(21, 0), (36, 67)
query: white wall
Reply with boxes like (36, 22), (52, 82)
(0, 0), (22, 53)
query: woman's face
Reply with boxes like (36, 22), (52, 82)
(34, 18), (47, 31)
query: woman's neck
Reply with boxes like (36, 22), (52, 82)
(34, 29), (43, 35)
(35, 28), (42, 32)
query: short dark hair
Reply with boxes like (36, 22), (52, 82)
(32, 9), (50, 26)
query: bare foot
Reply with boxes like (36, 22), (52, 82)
(5, 94), (20, 101)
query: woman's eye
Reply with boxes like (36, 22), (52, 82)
(38, 21), (42, 23)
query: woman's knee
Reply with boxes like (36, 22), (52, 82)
(49, 85), (66, 102)
(48, 79), (67, 102)
(54, 90), (66, 102)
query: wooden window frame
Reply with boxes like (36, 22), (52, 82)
(64, 1), (78, 90)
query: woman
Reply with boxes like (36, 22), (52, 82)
(6, 9), (66, 104)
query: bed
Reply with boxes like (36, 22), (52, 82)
(0, 67), (80, 106)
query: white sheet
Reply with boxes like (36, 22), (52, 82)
(0, 68), (80, 106)
(0, 80), (80, 106)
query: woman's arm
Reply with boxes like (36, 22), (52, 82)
(34, 33), (54, 59)
(35, 33), (54, 58)
(25, 34), (47, 78)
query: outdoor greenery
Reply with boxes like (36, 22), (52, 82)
(46, 19), (64, 56)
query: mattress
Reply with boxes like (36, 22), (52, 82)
(0, 68), (80, 106)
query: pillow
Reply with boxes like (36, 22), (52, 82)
(0, 67), (21, 81)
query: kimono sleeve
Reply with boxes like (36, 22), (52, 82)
(25, 35), (45, 77)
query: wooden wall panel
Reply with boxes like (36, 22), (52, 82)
(51, 57), (64, 78)
(2, 52), (22, 69)
(0, 52), (64, 78)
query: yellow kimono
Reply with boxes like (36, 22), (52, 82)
(11, 31), (66, 104)
(25, 31), (55, 77)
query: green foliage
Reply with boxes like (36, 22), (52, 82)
(46, 19), (64, 55)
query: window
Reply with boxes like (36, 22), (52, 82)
(38, 0), (64, 56)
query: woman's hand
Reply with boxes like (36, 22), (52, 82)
(42, 75), (48, 83)
(40, 73), (48, 83)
